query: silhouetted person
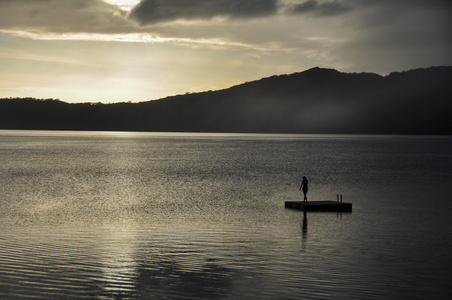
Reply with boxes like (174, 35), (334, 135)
(299, 176), (308, 202)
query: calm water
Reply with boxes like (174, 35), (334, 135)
(0, 130), (451, 299)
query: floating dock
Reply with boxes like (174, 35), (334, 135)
(285, 201), (352, 212)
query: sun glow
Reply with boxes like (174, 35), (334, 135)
(103, 0), (141, 11)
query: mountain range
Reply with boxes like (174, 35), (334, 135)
(1, 66), (451, 134)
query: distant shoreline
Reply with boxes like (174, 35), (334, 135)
(1, 66), (451, 135)
(1, 129), (450, 138)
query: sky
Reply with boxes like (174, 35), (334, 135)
(0, 0), (451, 103)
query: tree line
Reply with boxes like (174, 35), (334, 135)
(1, 66), (451, 134)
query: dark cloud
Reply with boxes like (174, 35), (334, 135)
(327, 0), (452, 73)
(289, 0), (452, 19)
(349, 0), (451, 28)
(0, 0), (133, 33)
(291, 0), (354, 17)
(129, 0), (278, 25)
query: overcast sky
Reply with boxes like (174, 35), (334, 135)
(1, 0), (451, 103)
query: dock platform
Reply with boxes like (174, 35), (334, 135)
(285, 201), (352, 212)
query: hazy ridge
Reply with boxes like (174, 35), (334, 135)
(1, 66), (451, 134)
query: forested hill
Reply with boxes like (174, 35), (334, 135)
(1, 66), (451, 134)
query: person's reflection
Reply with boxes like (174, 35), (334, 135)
(302, 210), (308, 239)
(300, 210), (308, 250)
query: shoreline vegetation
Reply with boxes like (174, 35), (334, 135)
(1, 66), (451, 134)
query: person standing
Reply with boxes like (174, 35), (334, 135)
(299, 176), (308, 202)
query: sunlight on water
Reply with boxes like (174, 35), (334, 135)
(0, 131), (451, 299)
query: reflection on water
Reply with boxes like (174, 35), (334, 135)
(1, 131), (451, 299)
(302, 211), (308, 239)
(0, 220), (304, 299)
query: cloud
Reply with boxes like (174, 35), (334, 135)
(290, 0), (354, 17)
(317, 0), (452, 73)
(0, 0), (134, 33)
(1, 0), (451, 77)
(128, 0), (279, 25)
(0, 45), (98, 67)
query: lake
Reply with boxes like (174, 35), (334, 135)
(0, 130), (451, 299)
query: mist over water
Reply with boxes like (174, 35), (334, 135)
(1, 131), (451, 299)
